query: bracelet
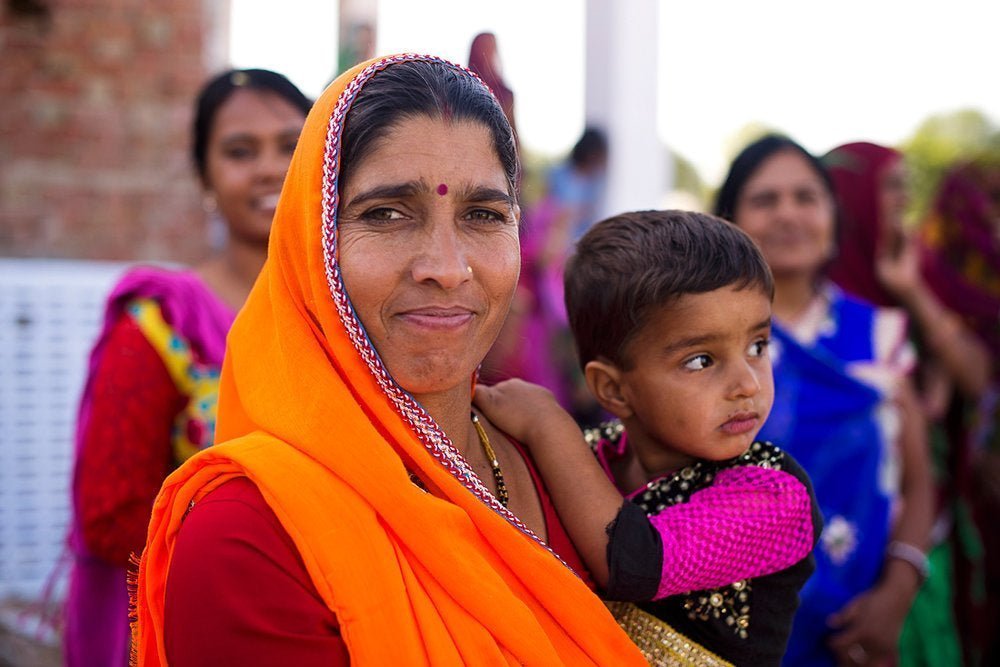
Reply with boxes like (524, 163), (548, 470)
(886, 541), (931, 582)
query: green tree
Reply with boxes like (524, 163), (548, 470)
(901, 108), (999, 221)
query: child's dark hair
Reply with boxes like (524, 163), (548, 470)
(564, 209), (774, 368)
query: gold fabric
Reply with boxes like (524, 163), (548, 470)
(607, 601), (734, 667)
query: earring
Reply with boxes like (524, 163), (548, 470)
(202, 193), (218, 214)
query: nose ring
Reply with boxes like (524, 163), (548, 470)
(467, 265), (473, 275)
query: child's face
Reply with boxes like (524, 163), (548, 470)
(616, 285), (774, 475)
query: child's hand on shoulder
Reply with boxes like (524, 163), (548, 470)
(474, 379), (581, 451)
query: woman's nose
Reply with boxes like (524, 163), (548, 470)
(411, 219), (471, 290)
(257, 144), (291, 184)
(773, 195), (798, 223)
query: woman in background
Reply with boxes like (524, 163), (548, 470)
(919, 159), (1000, 664)
(468, 31), (518, 142)
(824, 142), (992, 665)
(484, 128), (608, 423)
(65, 68), (310, 666)
(715, 134), (934, 666)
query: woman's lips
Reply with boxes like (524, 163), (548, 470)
(720, 412), (759, 435)
(397, 307), (475, 331)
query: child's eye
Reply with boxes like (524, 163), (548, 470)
(748, 338), (770, 357)
(684, 354), (713, 371)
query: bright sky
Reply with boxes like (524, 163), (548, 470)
(230, 0), (999, 188)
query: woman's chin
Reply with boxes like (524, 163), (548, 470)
(389, 360), (480, 399)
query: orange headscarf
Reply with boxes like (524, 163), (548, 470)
(131, 55), (644, 666)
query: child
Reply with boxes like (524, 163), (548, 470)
(476, 210), (822, 666)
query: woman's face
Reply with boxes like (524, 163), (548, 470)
(338, 115), (520, 397)
(203, 88), (306, 246)
(734, 148), (836, 280)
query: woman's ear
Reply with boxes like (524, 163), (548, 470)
(584, 359), (633, 419)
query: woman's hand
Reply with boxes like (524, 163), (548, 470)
(826, 562), (919, 666)
(875, 231), (921, 301)
(474, 379), (577, 449)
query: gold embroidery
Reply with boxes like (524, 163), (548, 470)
(607, 601), (734, 666)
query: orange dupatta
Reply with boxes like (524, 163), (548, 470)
(130, 55), (644, 666)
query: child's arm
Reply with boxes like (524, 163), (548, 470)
(475, 380), (624, 587)
(475, 380), (820, 597)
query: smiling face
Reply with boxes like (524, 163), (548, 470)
(337, 115), (520, 398)
(202, 88), (306, 246)
(615, 285), (774, 475)
(734, 148), (837, 281)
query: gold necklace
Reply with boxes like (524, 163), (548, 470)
(471, 412), (508, 507)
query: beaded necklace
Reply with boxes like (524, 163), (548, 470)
(471, 412), (508, 507)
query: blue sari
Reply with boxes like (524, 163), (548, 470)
(760, 289), (895, 667)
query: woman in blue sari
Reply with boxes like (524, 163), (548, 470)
(715, 135), (934, 666)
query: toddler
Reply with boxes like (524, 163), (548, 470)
(477, 210), (822, 666)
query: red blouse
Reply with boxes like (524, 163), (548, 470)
(164, 442), (589, 665)
(75, 316), (182, 566)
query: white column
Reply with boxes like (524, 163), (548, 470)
(585, 0), (669, 217)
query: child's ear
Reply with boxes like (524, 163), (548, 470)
(584, 359), (633, 419)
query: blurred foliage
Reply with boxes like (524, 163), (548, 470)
(669, 149), (707, 209)
(723, 121), (782, 166)
(900, 108), (1000, 223)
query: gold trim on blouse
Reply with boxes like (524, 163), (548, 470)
(607, 601), (734, 667)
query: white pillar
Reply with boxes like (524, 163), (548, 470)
(585, 0), (669, 216)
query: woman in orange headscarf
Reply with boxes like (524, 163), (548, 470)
(129, 54), (646, 666)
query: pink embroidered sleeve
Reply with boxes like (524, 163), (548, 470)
(651, 466), (816, 600)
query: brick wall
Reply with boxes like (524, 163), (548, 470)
(0, 0), (229, 262)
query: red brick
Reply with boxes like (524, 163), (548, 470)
(1, 0), (217, 261)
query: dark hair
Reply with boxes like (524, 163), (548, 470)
(713, 134), (835, 222)
(565, 209), (774, 368)
(570, 127), (608, 169)
(340, 60), (519, 196)
(192, 68), (312, 181)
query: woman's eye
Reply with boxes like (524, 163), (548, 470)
(466, 208), (506, 224)
(362, 207), (405, 222)
(224, 146), (255, 160)
(796, 189), (820, 205)
(748, 338), (770, 357)
(684, 354), (713, 371)
(748, 192), (776, 209)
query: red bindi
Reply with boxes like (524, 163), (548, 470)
(437, 183), (448, 196)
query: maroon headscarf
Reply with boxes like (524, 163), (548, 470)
(824, 142), (903, 307)
(920, 162), (1000, 359)
(467, 32), (515, 131)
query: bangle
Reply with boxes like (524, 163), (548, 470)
(886, 541), (930, 582)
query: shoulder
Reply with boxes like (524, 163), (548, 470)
(743, 442), (823, 543)
(176, 477), (291, 549)
(165, 477), (346, 664)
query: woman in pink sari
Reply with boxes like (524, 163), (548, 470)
(64, 68), (310, 666)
